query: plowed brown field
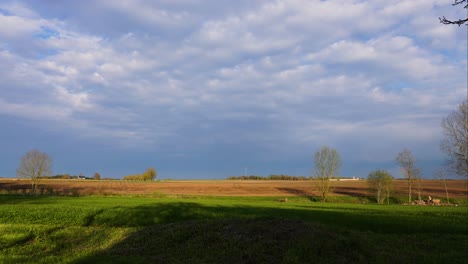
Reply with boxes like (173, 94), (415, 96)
(0, 178), (466, 198)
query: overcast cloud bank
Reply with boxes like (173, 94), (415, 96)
(0, 0), (466, 178)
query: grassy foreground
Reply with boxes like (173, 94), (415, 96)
(0, 195), (467, 263)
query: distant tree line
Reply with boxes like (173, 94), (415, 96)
(123, 167), (157, 181)
(48, 174), (88, 179)
(227, 175), (311, 181)
(42, 172), (102, 180)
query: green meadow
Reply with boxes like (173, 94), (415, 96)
(0, 195), (467, 263)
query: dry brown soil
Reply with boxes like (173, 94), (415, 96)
(0, 179), (466, 198)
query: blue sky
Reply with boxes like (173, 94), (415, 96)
(0, 0), (466, 179)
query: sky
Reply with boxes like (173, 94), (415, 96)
(0, 0), (467, 179)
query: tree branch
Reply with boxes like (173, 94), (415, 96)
(439, 16), (468, 26)
(439, 0), (468, 26)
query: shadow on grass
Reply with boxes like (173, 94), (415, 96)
(73, 203), (373, 263)
(75, 218), (370, 264)
(79, 201), (466, 233)
(0, 193), (59, 204)
(71, 202), (468, 264)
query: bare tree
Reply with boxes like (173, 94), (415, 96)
(441, 101), (468, 177)
(16, 149), (53, 194)
(435, 169), (451, 204)
(396, 149), (420, 204)
(439, 0), (468, 26)
(385, 178), (392, 205)
(313, 146), (342, 202)
(414, 170), (424, 201)
(367, 170), (394, 204)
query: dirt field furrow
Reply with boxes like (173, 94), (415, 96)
(0, 179), (466, 198)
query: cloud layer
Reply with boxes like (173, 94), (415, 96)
(0, 0), (466, 178)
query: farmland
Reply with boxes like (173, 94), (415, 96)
(0, 179), (467, 263)
(0, 178), (466, 199)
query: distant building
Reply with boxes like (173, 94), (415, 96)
(330, 176), (360, 181)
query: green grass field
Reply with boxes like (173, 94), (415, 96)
(1, 194), (467, 263)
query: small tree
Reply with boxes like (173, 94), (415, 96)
(367, 170), (394, 204)
(313, 146), (342, 202)
(435, 169), (451, 204)
(93, 172), (101, 180)
(124, 167), (157, 181)
(142, 167), (157, 181)
(414, 171), (423, 201)
(396, 149), (420, 203)
(16, 149), (53, 194)
(123, 174), (141, 181)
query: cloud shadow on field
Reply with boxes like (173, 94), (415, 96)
(332, 186), (368, 197)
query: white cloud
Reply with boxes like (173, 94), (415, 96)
(0, 0), (465, 177)
(0, 14), (40, 38)
(97, 0), (193, 28)
(54, 87), (93, 110)
(0, 98), (70, 121)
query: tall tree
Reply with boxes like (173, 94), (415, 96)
(441, 101), (468, 177)
(16, 149), (53, 194)
(367, 170), (394, 204)
(439, 0), (468, 26)
(396, 149), (420, 204)
(313, 146), (342, 202)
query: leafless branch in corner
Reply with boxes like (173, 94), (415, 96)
(439, 0), (468, 26)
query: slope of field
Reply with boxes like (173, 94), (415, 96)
(0, 178), (466, 199)
(0, 195), (467, 263)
